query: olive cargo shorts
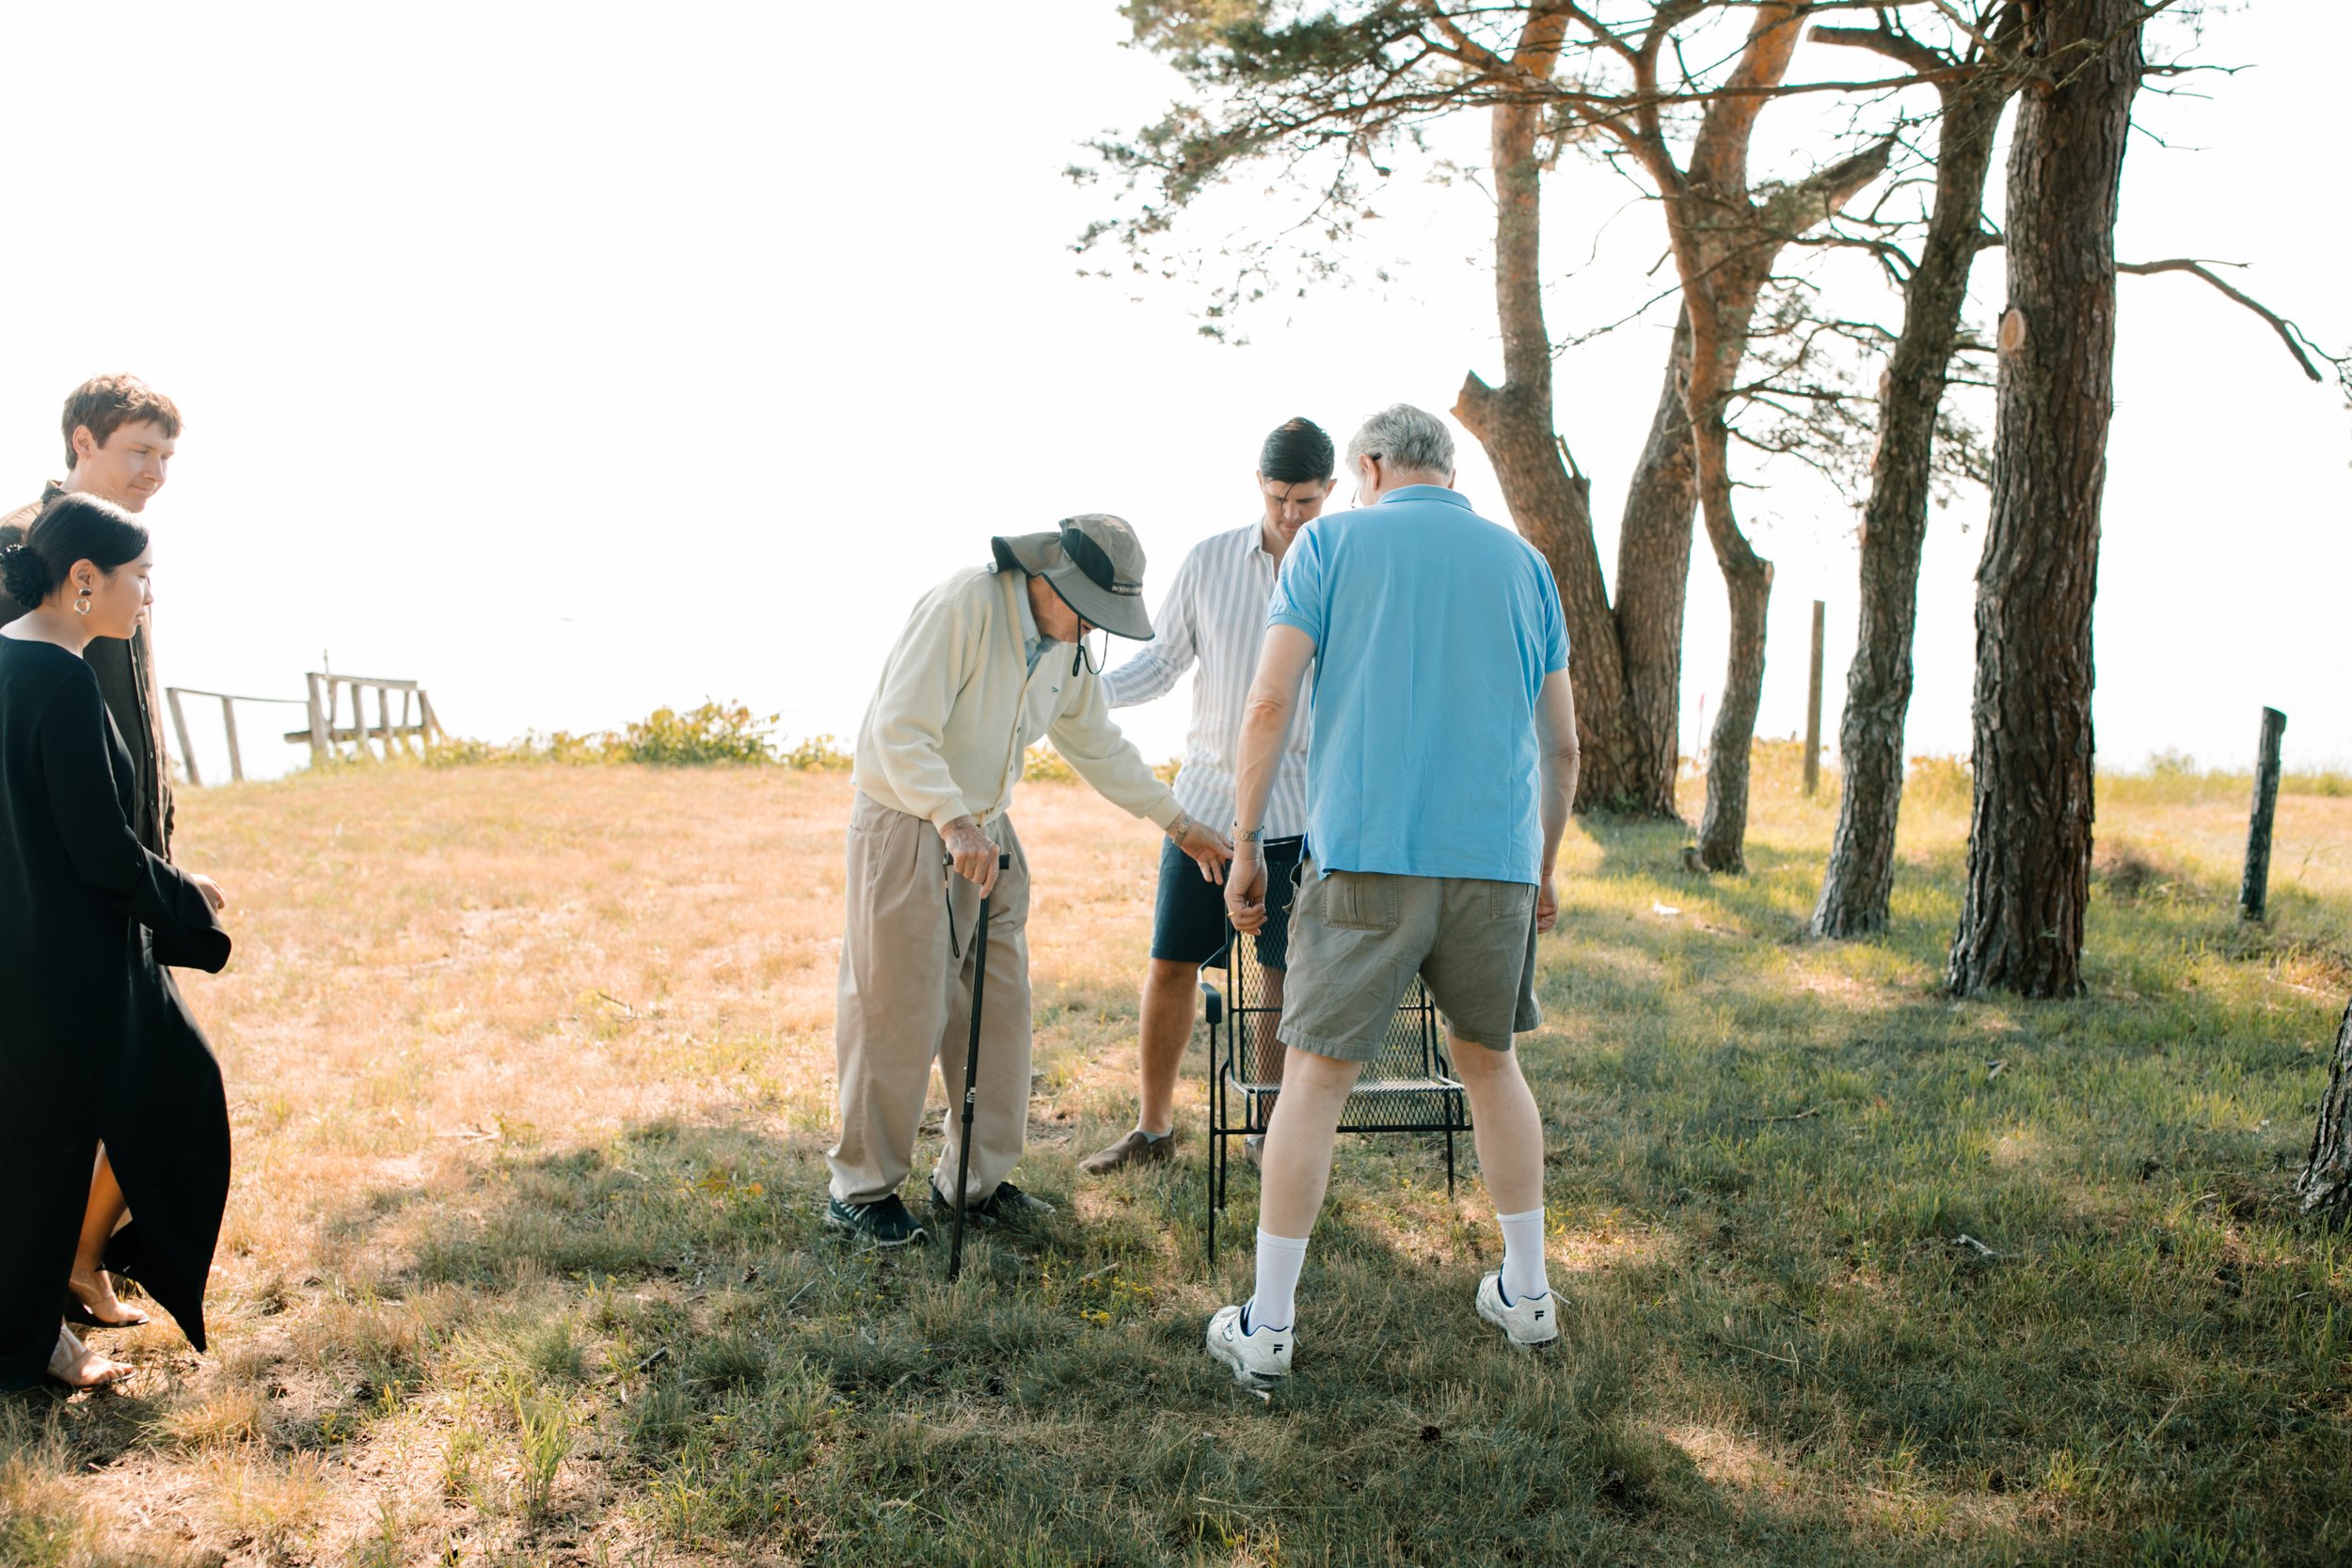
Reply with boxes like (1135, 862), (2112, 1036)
(1277, 862), (1543, 1060)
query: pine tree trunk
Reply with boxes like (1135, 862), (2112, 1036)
(1618, 3), (1890, 874)
(1697, 559), (1772, 871)
(1812, 75), (2008, 938)
(1455, 72), (1657, 816)
(1611, 309), (1701, 819)
(2297, 998), (2352, 1227)
(1947, 0), (2144, 998)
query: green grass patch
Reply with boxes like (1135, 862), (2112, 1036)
(9, 765), (2349, 1565)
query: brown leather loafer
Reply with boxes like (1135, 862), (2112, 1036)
(1078, 1127), (1177, 1175)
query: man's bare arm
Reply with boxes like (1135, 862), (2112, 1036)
(1225, 625), (1317, 932)
(1534, 669), (1580, 933)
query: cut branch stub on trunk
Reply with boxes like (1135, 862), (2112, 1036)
(1947, 0), (2147, 999)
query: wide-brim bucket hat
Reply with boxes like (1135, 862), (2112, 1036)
(990, 514), (1154, 641)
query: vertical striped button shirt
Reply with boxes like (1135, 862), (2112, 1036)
(1104, 522), (1311, 838)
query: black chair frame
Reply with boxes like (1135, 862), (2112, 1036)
(1199, 920), (1470, 1264)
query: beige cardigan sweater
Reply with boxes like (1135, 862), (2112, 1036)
(853, 564), (1183, 832)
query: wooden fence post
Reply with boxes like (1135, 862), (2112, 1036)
(166, 687), (201, 787)
(306, 673), (328, 760)
(219, 696), (244, 783)
(2240, 706), (2287, 922)
(1803, 599), (1825, 798)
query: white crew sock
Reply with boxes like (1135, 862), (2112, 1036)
(1246, 1229), (1310, 1332)
(1497, 1208), (1550, 1304)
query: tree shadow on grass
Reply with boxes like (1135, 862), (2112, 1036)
(12, 1109), (2128, 1568)
(17, 879), (2346, 1568)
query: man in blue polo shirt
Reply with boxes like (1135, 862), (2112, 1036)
(1203, 404), (1581, 1386)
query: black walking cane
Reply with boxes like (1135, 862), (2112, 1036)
(946, 849), (1012, 1282)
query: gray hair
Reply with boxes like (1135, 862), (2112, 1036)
(1345, 404), (1455, 477)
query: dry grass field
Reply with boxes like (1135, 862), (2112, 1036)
(5, 753), (2351, 1567)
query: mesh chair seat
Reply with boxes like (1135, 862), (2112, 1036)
(1201, 922), (1470, 1263)
(1223, 1076), (1467, 1132)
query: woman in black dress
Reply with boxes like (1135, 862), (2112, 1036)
(0, 494), (230, 1391)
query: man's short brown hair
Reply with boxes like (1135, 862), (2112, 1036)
(61, 373), (182, 471)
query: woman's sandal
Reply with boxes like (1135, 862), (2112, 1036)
(47, 1327), (133, 1391)
(64, 1273), (149, 1329)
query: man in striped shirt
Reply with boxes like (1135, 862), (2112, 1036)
(1078, 420), (1336, 1175)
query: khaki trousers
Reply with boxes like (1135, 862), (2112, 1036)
(826, 791), (1033, 1207)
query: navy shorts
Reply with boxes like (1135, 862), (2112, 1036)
(1151, 834), (1303, 972)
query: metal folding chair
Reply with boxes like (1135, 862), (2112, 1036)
(1200, 921), (1470, 1263)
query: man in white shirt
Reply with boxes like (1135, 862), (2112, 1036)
(1078, 420), (1337, 1175)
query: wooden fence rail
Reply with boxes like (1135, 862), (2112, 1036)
(165, 673), (445, 783)
(163, 689), (309, 785)
(286, 673), (445, 764)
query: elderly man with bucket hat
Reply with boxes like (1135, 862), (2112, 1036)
(825, 514), (1234, 1247)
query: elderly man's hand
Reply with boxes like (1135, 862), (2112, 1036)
(1224, 846), (1267, 934)
(942, 816), (1002, 898)
(1171, 816), (1232, 884)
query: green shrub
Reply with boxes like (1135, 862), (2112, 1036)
(422, 736), (517, 768)
(1025, 747), (1184, 785)
(778, 734), (853, 772)
(425, 703), (860, 769)
(1024, 745), (1078, 784)
(606, 702), (775, 765)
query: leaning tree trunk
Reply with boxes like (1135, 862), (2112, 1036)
(2298, 998), (2352, 1227)
(1455, 65), (1652, 816)
(1614, 1), (1890, 873)
(1947, 0), (2144, 998)
(1610, 308), (1701, 819)
(1812, 75), (2009, 937)
(1693, 405), (1773, 874)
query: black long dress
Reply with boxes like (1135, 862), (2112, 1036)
(0, 636), (230, 1390)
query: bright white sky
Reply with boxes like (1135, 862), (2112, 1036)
(0, 2), (2342, 789)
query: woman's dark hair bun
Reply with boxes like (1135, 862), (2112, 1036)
(3, 493), (148, 612)
(0, 542), (53, 610)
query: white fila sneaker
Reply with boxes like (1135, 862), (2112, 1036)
(1205, 1303), (1294, 1386)
(1476, 1271), (1560, 1348)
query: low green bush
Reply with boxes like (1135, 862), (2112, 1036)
(607, 703), (775, 765)
(425, 703), (853, 770)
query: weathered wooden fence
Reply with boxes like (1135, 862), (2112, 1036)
(164, 672), (445, 783)
(162, 689), (310, 785)
(288, 672), (444, 763)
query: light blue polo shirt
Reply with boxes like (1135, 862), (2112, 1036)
(1266, 484), (1568, 884)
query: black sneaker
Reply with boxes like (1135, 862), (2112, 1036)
(825, 1193), (929, 1248)
(930, 1178), (1057, 1229)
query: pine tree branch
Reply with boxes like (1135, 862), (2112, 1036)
(2116, 259), (2339, 386)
